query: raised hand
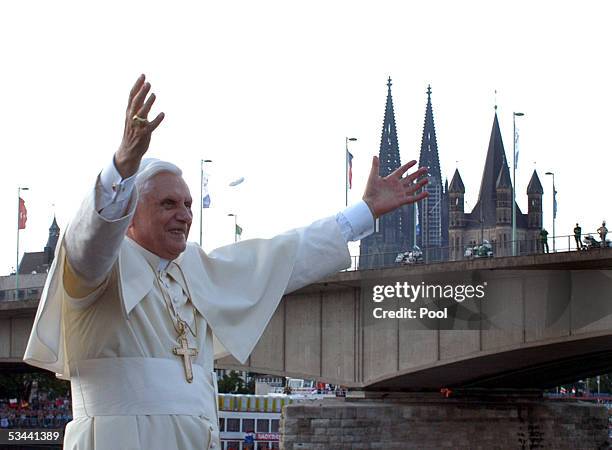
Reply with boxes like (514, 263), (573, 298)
(114, 74), (165, 178)
(362, 156), (429, 219)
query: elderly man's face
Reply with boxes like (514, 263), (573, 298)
(128, 172), (193, 260)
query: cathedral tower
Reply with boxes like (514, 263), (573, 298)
(359, 78), (415, 269)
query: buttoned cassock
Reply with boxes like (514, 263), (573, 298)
(23, 163), (373, 450)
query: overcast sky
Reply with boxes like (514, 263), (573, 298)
(1, 1), (610, 274)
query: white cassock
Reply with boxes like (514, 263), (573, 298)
(23, 161), (373, 450)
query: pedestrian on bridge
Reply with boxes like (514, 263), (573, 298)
(597, 221), (608, 248)
(574, 223), (582, 250)
(540, 228), (549, 253)
(23, 75), (429, 450)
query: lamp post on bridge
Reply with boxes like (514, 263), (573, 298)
(227, 213), (238, 243)
(545, 171), (556, 252)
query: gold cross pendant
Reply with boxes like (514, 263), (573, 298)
(173, 326), (198, 383)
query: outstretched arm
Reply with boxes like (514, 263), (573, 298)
(64, 75), (164, 295)
(284, 156), (429, 293)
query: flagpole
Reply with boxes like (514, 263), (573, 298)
(345, 137), (348, 207)
(512, 112), (524, 256)
(199, 159), (203, 247)
(16, 188), (20, 290)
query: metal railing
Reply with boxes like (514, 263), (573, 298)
(347, 231), (610, 272)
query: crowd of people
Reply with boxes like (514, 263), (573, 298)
(0, 397), (71, 429)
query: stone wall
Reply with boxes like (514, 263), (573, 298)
(280, 396), (609, 449)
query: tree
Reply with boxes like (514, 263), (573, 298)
(217, 371), (253, 394)
(0, 372), (69, 403)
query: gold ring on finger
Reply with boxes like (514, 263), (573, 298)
(132, 114), (148, 126)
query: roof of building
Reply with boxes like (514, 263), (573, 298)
(495, 159), (512, 189)
(378, 77), (402, 177)
(418, 85), (442, 181)
(449, 169), (465, 193)
(527, 170), (544, 194)
(469, 113), (526, 227)
(18, 252), (50, 274)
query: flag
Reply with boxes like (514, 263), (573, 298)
(347, 151), (354, 189)
(514, 128), (520, 168)
(18, 197), (27, 229)
(235, 224), (242, 236)
(553, 186), (557, 219)
(9, 399), (17, 408)
(202, 173), (211, 208)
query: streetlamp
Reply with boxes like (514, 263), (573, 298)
(227, 213), (238, 243)
(200, 159), (212, 247)
(512, 112), (524, 256)
(545, 171), (556, 252)
(345, 137), (357, 207)
(16, 186), (29, 291)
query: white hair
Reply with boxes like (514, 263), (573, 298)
(135, 158), (183, 195)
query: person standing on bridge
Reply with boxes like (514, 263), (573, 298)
(597, 221), (607, 248)
(574, 223), (582, 250)
(22, 75), (429, 450)
(540, 228), (549, 253)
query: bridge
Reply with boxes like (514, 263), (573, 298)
(2, 250), (612, 390)
(216, 248), (612, 391)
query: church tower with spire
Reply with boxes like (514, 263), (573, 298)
(18, 216), (61, 274)
(447, 111), (544, 259)
(44, 216), (60, 264)
(359, 78), (415, 269)
(417, 85), (448, 261)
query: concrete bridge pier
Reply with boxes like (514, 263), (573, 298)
(280, 390), (609, 450)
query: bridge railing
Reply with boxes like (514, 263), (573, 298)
(348, 231), (609, 271)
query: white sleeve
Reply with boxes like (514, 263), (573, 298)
(335, 200), (375, 242)
(97, 158), (137, 219)
(64, 168), (137, 286)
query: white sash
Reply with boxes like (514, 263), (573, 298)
(70, 357), (217, 420)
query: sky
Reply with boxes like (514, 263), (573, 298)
(1, 0), (610, 274)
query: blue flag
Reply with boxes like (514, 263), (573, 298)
(202, 173), (211, 208)
(514, 128), (520, 168)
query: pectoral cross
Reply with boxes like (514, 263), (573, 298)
(173, 322), (198, 383)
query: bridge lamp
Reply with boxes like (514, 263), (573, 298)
(545, 171), (556, 252)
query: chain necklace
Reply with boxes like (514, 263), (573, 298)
(153, 263), (199, 382)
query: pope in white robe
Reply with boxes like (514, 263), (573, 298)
(22, 75), (429, 450)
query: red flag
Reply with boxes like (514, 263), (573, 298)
(18, 197), (27, 229)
